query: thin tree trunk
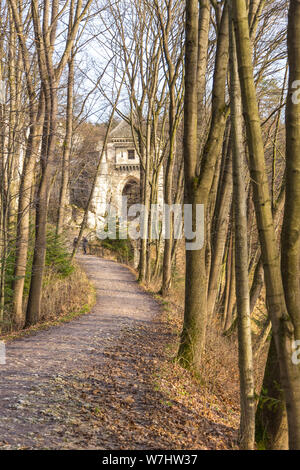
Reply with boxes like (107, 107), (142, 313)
(255, 336), (288, 450)
(178, 1), (229, 370)
(12, 95), (44, 327)
(281, 0), (300, 348)
(207, 129), (232, 316)
(162, 91), (176, 295)
(232, 0), (300, 449)
(197, 0), (210, 154)
(56, 52), (74, 236)
(223, 228), (236, 331)
(229, 13), (255, 448)
(26, 86), (58, 326)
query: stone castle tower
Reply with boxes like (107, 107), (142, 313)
(87, 120), (164, 232)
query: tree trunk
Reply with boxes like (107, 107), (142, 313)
(162, 90), (176, 296)
(232, 0), (300, 449)
(229, 13), (255, 448)
(197, 0), (210, 154)
(207, 132), (232, 317)
(255, 337), (288, 450)
(26, 86), (58, 326)
(178, 1), (229, 370)
(281, 0), (300, 345)
(12, 96), (44, 327)
(56, 53), (74, 236)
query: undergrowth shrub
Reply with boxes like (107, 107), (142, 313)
(40, 264), (93, 322)
(93, 222), (134, 263)
(100, 238), (133, 262)
(45, 227), (74, 278)
(2, 225), (91, 333)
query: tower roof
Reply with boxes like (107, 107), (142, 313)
(110, 120), (133, 140)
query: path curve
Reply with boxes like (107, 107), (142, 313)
(0, 255), (160, 449)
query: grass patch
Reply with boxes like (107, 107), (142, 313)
(1, 287), (96, 343)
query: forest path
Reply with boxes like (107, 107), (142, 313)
(0, 255), (160, 449)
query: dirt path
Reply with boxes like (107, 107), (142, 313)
(0, 255), (160, 449)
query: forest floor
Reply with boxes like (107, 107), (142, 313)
(0, 254), (238, 449)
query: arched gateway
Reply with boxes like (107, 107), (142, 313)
(122, 178), (140, 208)
(87, 120), (163, 232)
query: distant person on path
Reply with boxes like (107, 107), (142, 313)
(73, 237), (78, 249)
(82, 237), (88, 255)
